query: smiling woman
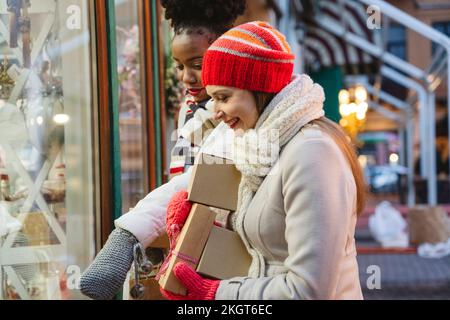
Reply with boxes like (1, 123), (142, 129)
(160, 0), (247, 178)
(172, 32), (211, 102)
(209, 87), (259, 131)
(164, 0), (247, 104)
(159, 21), (366, 301)
(209, 87), (276, 131)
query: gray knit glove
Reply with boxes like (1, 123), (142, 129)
(80, 228), (138, 300)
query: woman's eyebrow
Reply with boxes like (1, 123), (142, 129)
(186, 56), (203, 62)
(211, 90), (231, 97)
(173, 56), (202, 63)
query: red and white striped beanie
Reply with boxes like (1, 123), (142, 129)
(202, 21), (295, 93)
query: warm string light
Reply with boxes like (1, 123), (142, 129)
(338, 85), (368, 141)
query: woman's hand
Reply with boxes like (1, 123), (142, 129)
(160, 262), (220, 300)
(166, 190), (192, 241)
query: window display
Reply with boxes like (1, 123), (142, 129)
(0, 0), (97, 300)
(115, 0), (147, 214)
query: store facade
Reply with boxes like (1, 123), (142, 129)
(0, 0), (167, 300)
(0, 0), (288, 300)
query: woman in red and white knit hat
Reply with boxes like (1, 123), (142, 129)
(161, 21), (366, 300)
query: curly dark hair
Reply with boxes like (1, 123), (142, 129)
(160, 0), (246, 36)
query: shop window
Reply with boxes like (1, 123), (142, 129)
(114, 0), (147, 213)
(0, 0), (97, 300)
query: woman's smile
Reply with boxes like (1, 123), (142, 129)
(187, 87), (206, 97)
(214, 110), (242, 130)
(207, 85), (260, 132)
(225, 117), (240, 129)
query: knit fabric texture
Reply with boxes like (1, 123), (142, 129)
(202, 21), (295, 93)
(79, 228), (138, 300)
(160, 262), (220, 300)
(165, 190), (192, 240)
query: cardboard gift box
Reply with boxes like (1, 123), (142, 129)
(187, 153), (241, 211)
(158, 203), (216, 295)
(150, 233), (170, 248)
(409, 205), (450, 245)
(129, 278), (166, 300)
(196, 226), (251, 280)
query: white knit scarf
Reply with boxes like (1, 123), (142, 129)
(231, 74), (325, 277)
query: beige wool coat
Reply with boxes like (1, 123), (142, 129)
(216, 123), (363, 300)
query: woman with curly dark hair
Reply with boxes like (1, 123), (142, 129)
(80, 0), (246, 300)
(161, 0), (246, 177)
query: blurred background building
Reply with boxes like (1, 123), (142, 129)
(0, 0), (449, 300)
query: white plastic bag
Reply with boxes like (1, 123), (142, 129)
(0, 203), (22, 237)
(418, 237), (450, 259)
(0, 102), (28, 144)
(368, 201), (409, 248)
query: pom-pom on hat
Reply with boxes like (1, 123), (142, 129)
(202, 21), (295, 93)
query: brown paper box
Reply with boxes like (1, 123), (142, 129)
(196, 226), (252, 280)
(408, 205), (450, 245)
(158, 204), (216, 295)
(129, 278), (166, 300)
(150, 234), (169, 248)
(188, 153), (241, 211)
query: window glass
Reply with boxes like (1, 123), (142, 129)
(115, 0), (146, 213)
(0, 0), (96, 300)
(387, 23), (407, 60)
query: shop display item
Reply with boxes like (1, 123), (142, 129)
(0, 173), (11, 201)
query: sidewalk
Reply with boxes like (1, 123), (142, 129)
(356, 194), (450, 299)
(357, 253), (450, 300)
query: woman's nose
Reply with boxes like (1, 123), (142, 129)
(213, 110), (225, 121)
(182, 70), (197, 85)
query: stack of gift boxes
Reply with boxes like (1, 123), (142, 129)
(158, 153), (252, 296)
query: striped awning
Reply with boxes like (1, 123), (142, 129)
(303, 0), (381, 72)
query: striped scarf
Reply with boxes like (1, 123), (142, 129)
(169, 98), (219, 178)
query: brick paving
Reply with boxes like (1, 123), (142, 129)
(356, 193), (450, 299)
(357, 253), (450, 300)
